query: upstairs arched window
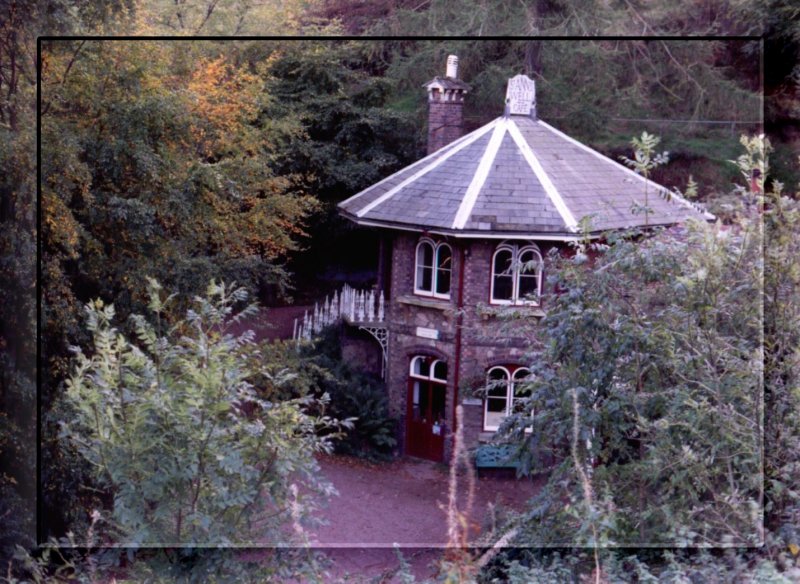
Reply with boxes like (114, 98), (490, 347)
(490, 241), (543, 305)
(415, 238), (452, 299)
(484, 365), (532, 431)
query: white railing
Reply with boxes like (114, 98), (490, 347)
(292, 284), (385, 342)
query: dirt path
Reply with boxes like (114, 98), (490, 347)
(225, 305), (313, 342)
(309, 454), (545, 581)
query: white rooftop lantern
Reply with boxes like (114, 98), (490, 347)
(446, 55), (459, 78)
(505, 74), (536, 117)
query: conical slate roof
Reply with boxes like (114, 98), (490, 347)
(338, 115), (713, 239)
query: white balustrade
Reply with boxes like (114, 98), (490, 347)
(292, 284), (386, 342)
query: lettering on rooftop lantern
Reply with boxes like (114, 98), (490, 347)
(506, 74), (536, 116)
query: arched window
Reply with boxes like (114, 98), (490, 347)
(490, 242), (543, 305)
(415, 238), (452, 299)
(410, 356), (448, 382)
(484, 365), (532, 431)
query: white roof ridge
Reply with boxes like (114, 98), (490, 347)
(451, 117), (508, 229)
(339, 121), (493, 208)
(353, 118), (500, 218)
(536, 119), (715, 221)
(507, 118), (578, 232)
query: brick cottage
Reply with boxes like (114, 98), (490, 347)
(336, 56), (712, 462)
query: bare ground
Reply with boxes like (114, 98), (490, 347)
(308, 454), (545, 582)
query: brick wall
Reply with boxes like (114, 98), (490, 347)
(385, 232), (559, 460)
(427, 94), (465, 154)
(386, 233), (459, 457)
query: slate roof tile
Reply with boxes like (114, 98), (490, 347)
(339, 113), (711, 236)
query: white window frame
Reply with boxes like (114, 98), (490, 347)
(414, 237), (452, 300)
(409, 355), (448, 382)
(483, 365), (532, 432)
(489, 241), (543, 306)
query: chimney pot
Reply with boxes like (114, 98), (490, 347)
(424, 56), (469, 154)
(446, 55), (459, 79)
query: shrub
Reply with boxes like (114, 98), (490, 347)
(59, 279), (344, 546)
(301, 326), (397, 461)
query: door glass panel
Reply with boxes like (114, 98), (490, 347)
(412, 357), (430, 377)
(432, 360), (447, 381)
(414, 381), (429, 422)
(431, 385), (446, 419)
(412, 381), (425, 422)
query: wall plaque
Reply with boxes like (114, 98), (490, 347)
(415, 326), (439, 340)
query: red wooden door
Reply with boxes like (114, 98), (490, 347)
(406, 378), (446, 461)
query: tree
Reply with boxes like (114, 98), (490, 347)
(39, 39), (321, 537)
(253, 40), (422, 292)
(60, 279), (344, 546)
(1, 0), (136, 558)
(495, 135), (763, 550)
(132, 0), (323, 35)
(476, 135), (800, 579)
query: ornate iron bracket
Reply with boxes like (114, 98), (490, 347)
(359, 325), (389, 379)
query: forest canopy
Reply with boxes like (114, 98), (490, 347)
(0, 0), (797, 580)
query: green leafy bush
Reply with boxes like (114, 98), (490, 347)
(300, 327), (397, 461)
(59, 279), (344, 546)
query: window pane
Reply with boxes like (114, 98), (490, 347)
(512, 368), (531, 382)
(418, 265), (433, 291)
(435, 245), (452, 296)
(512, 369), (531, 413)
(417, 382), (429, 422)
(493, 275), (513, 301)
(436, 245), (452, 270)
(417, 358), (430, 378)
(518, 274), (538, 300)
(436, 268), (451, 295)
(512, 386), (531, 412)
(487, 368), (509, 398)
(486, 397), (508, 412)
(417, 242), (434, 266)
(517, 249), (540, 301)
(412, 356), (430, 377)
(416, 242), (434, 292)
(492, 249), (514, 301)
(486, 368), (511, 429)
(485, 411), (506, 429)
(432, 360), (447, 381)
(493, 249), (513, 275)
(519, 249), (540, 269)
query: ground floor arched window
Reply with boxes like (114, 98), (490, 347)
(484, 365), (532, 431)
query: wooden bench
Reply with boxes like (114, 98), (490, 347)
(474, 444), (519, 476)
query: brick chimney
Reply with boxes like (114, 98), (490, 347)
(424, 55), (471, 155)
